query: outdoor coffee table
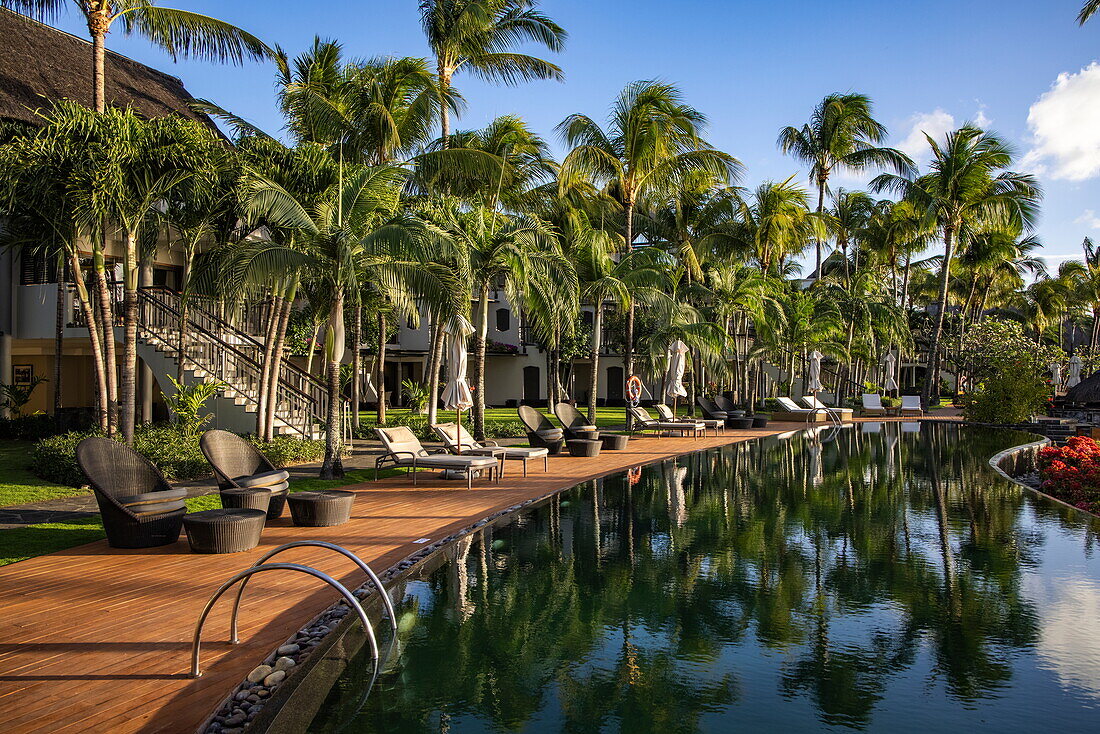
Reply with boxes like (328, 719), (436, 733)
(287, 490), (355, 527)
(183, 508), (266, 554)
(567, 439), (602, 457)
(601, 434), (630, 451)
(460, 446), (508, 479)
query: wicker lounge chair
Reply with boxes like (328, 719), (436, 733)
(713, 395), (746, 418)
(697, 397), (729, 425)
(860, 393), (891, 417)
(517, 405), (566, 453)
(374, 426), (499, 489)
(553, 402), (601, 441)
(899, 395), (924, 417)
(433, 422), (549, 476)
(628, 406), (704, 438)
(800, 395), (854, 420)
(199, 430), (289, 520)
(75, 437), (187, 548)
(655, 403), (723, 435)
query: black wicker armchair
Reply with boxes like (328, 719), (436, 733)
(553, 402), (601, 441)
(199, 430), (289, 520)
(517, 405), (565, 454)
(75, 437), (187, 549)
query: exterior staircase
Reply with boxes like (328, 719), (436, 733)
(135, 287), (334, 440)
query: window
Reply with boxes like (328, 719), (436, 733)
(496, 308), (511, 332)
(581, 310), (594, 327)
(19, 252), (58, 285)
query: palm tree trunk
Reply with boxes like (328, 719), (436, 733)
(177, 242), (196, 383)
(304, 317), (320, 376)
(427, 317), (443, 425)
(320, 294), (345, 479)
(472, 285), (489, 441)
(623, 199), (635, 429)
(350, 305), (361, 430)
(923, 227), (955, 407)
(376, 312), (387, 424)
(265, 282), (296, 442)
(70, 253), (107, 432)
(587, 303), (602, 423)
(88, 14), (108, 113)
(119, 231), (139, 444)
(53, 255), (65, 423)
(438, 67), (451, 148)
(815, 178), (826, 277)
(257, 290), (279, 436)
(92, 242), (118, 435)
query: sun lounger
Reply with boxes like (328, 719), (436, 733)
(899, 395), (924, 417)
(861, 393), (890, 417)
(433, 422), (549, 476)
(655, 403), (723, 435)
(374, 426), (499, 489)
(800, 395), (854, 420)
(629, 406), (704, 438)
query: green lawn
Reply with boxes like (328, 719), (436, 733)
(0, 441), (92, 506)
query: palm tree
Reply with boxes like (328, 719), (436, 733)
(778, 93), (914, 276)
(419, 0), (566, 146)
(724, 178), (822, 276)
(873, 126), (1041, 406)
(559, 80), (740, 422)
(1080, 1), (1099, 23)
(2, 1), (268, 113)
(240, 163), (456, 477)
(825, 189), (875, 281)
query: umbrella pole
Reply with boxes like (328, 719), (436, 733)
(455, 408), (462, 454)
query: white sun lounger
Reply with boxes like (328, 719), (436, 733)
(433, 422), (549, 477)
(800, 395), (853, 420)
(374, 426), (499, 489)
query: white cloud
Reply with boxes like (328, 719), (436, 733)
(1022, 62), (1100, 181)
(897, 109), (956, 166)
(1075, 209), (1100, 230)
(973, 106), (992, 129)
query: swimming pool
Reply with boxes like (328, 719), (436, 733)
(303, 423), (1100, 732)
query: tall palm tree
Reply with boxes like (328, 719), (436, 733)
(240, 163), (456, 477)
(1080, 1), (1099, 23)
(559, 80), (741, 421)
(724, 177), (822, 276)
(778, 93), (914, 275)
(419, 0), (566, 146)
(2, 0), (269, 113)
(873, 126), (1041, 406)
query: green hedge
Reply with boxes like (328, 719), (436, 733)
(354, 412), (527, 441)
(31, 424), (328, 487)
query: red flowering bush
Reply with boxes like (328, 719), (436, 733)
(1038, 436), (1100, 513)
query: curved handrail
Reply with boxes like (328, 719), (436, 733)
(805, 406), (844, 430)
(230, 541), (398, 644)
(190, 562), (376, 678)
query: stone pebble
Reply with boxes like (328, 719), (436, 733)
(246, 664), (272, 684)
(263, 670), (286, 687)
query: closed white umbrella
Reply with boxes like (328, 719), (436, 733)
(883, 352), (899, 393)
(1068, 355), (1083, 388)
(441, 315), (475, 453)
(807, 350), (823, 393)
(1049, 362), (1063, 393)
(664, 339), (689, 415)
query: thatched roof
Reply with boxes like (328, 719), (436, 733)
(0, 7), (217, 131)
(1066, 371), (1100, 404)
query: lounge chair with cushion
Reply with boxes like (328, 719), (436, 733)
(517, 405), (566, 454)
(899, 395), (924, 417)
(374, 426), (499, 490)
(200, 430), (290, 520)
(629, 406), (704, 438)
(75, 437), (188, 548)
(554, 402), (601, 441)
(800, 395), (854, 420)
(772, 397), (828, 423)
(433, 422), (549, 476)
(655, 403), (723, 436)
(861, 393), (890, 417)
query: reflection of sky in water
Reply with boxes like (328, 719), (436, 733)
(1026, 572), (1100, 700)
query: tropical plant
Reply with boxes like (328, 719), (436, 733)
(778, 93), (914, 275)
(163, 375), (224, 436)
(401, 378), (430, 414)
(0, 377), (47, 417)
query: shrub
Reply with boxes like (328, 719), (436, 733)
(31, 424), (327, 487)
(1039, 436), (1100, 513)
(0, 414), (59, 441)
(401, 379), (429, 414)
(960, 360), (1050, 424)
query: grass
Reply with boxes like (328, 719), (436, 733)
(0, 441), (91, 506)
(359, 404), (690, 429)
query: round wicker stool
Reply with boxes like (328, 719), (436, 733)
(220, 488), (272, 515)
(287, 490), (355, 527)
(567, 439), (602, 457)
(601, 434), (630, 451)
(183, 509), (266, 554)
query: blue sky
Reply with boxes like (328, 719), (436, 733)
(44, 0), (1100, 271)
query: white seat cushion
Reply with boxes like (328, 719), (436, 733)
(234, 469), (290, 488)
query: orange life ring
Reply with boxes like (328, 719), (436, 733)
(626, 375), (643, 406)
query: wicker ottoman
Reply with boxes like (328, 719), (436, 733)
(220, 488), (272, 515)
(567, 439), (602, 457)
(287, 490), (355, 527)
(183, 509), (266, 554)
(601, 434), (630, 451)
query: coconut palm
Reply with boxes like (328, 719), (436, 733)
(1080, 1), (1099, 23)
(419, 0), (566, 146)
(559, 80), (741, 422)
(778, 93), (914, 275)
(2, 0), (269, 113)
(824, 189), (875, 281)
(873, 126), (1041, 405)
(240, 163), (457, 477)
(723, 177), (822, 276)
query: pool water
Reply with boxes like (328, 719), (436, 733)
(307, 423), (1100, 732)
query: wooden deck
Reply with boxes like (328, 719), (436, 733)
(0, 419), (948, 733)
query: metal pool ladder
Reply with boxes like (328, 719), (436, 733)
(189, 541), (397, 678)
